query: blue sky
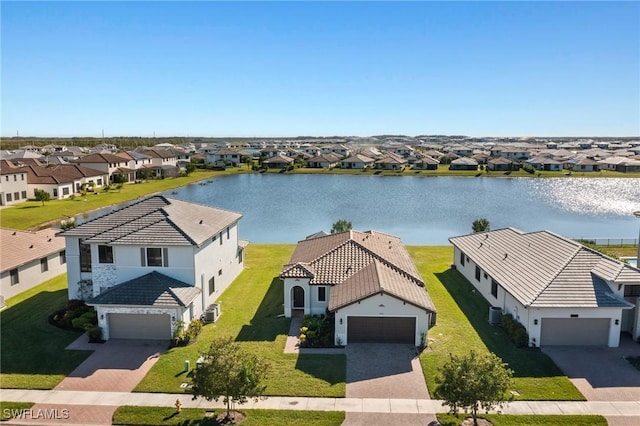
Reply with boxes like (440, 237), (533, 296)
(2, 1), (639, 137)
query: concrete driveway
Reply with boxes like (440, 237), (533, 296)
(542, 335), (640, 401)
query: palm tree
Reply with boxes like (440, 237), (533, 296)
(472, 218), (490, 233)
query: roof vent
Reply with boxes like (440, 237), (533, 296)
(29, 244), (34, 249)
(199, 219), (203, 224)
(12, 231), (16, 235)
(503, 253), (508, 260)
(48, 238), (52, 242)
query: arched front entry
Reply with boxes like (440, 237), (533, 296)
(291, 286), (305, 310)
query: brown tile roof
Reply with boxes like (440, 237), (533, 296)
(0, 228), (66, 272)
(449, 228), (639, 308)
(341, 154), (375, 164)
(20, 164), (107, 185)
(59, 195), (242, 247)
(72, 153), (126, 164)
(281, 230), (436, 312)
(263, 154), (294, 164)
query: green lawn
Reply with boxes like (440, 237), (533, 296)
(0, 275), (92, 389)
(0, 168), (247, 230)
(135, 245), (346, 397)
(408, 246), (584, 401)
(436, 413), (607, 426)
(113, 406), (344, 426)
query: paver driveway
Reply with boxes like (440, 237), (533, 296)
(542, 335), (640, 401)
(10, 338), (167, 425)
(346, 343), (429, 399)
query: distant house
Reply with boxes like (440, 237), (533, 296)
(0, 161), (29, 206)
(392, 145), (416, 158)
(340, 154), (375, 169)
(598, 157), (640, 173)
(59, 195), (247, 340)
(1, 228), (67, 306)
(567, 157), (600, 172)
(412, 155), (439, 170)
(72, 153), (131, 183)
(20, 163), (109, 199)
(374, 153), (408, 170)
(263, 154), (294, 169)
(206, 149), (243, 167)
(527, 156), (563, 171)
(280, 230), (436, 346)
(449, 157), (478, 171)
(487, 157), (515, 172)
(302, 146), (322, 157)
(260, 147), (284, 158)
(307, 153), (342, 169)
(135, 149), (180, 178)
(321, 144), (351, 157)
(449, 228), (640, 347)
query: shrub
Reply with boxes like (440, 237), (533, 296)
(298, 314), (334, 348)
(71, 311), (98, 330)
(87, 326), (103, 343)
(522, 164), (536, 174)
(501, 314), (529, 348)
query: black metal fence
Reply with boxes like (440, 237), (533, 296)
(575, 238), (639, 247)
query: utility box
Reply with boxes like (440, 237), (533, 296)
(489, 306), (502, 325)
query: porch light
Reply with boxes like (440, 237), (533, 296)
(100, 314), (104, 320)
(339, 318), (343, 325)
(533, 319), (538, 325)
(171, 315), (176, 321)
(615, 319), (619, 325)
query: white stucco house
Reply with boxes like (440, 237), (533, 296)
(280, 230), (436, 346)
(449, 228), (640, 347)
(59, 195), (247, 340)
(0, 228), (67, 307)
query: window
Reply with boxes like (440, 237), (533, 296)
(98, 245), (113, 263)
(475, 266), (481, 281)
(318, 286), (326, 302)
(53, 189), (58, 197)
(60, 250), (66, 264)
(10, 269), (19, 285)
(40, 257), (49, 273)
(460, 251), (465, 266)
(62, 187), (69, 196)
(238, 248), (243, 263)
(21, 174), (24, 181)
(14, 192), (19, 200)
(13, 175), (17, 181)
(212, 235), (217, 242)
(21, 191), (27, 199)
(209, 277), (215, 295)
(218, 269), (223, 276)
(483, 272), (488, 280)
(97, 179), (102, 186)
(79, 242), (92, 272)
(226, 227), (230, 239)
(219, 232), (223, 245)
(491, 279), (498, 298)
(6, 193), (12, 202)
(141, 247), (168, 267)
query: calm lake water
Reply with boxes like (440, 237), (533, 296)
(159, 175), (640, 245)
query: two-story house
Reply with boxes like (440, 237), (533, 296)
(59, 195), (247, 340)
(0, 160), (29, 206)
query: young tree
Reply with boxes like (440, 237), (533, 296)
(34, 189), (51, 206)
(185, 163), (197, 176)
(472, 218), (490, 233)
(331, 219), (352, 234)
(192, 337), (269, 422)
(436, 350), (513, 426)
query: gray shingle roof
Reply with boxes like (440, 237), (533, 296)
(281, 230), (436, 313)
(59, 195), (242, 247)
(88, 271), (200, 307)
(449, 228), (639, 308)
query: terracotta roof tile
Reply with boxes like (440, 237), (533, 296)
(1, 228), (66, 271)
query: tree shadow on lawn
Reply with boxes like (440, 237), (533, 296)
(295, 354), (347, 386)
(0, 289), (91, 378)
(235, 278), (289, 342)
(435, 268), (565, 379)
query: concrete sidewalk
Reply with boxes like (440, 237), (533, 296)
(2, 389), (640, 416)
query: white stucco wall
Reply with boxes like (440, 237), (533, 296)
(283, 277), (324, 316)
(333, 293), (431, 347)
(0, 172), (29, 205)
(452, 246), (625, 347)
(1, 252), (67, 301)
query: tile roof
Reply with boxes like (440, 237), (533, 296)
(0, 228), (66, 272)
(20, 164), (106, 185)
(449, 228), (639, 309)
(341, 154), (375, 164)
(281, 230), (436, 312)
(59, 195), (242, 247)
(72, 153), (126, 163)
(88, 271), (200, 307)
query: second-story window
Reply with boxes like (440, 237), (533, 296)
(79, 242), (92, 272)
(98, 245), (114, 263)
(141, 247), (169, 267)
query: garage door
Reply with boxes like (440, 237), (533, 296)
(540, 318), (609, 346)
(348, 316), (415, 344)
(108, 313), (171, 340)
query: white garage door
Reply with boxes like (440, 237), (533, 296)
(540, 318), (609, 346)
(108, 313), (171, 340)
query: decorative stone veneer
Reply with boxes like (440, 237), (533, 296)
(92, 264), (117, 296)
(96, 305), (184, 340)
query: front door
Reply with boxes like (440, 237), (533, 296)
(292, 286), (304, 309)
